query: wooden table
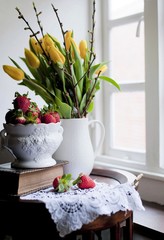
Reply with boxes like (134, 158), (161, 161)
(0, 167), (136, 240)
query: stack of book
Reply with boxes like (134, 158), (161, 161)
(0, 160), (68, 196)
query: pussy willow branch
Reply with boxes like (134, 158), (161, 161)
(33, 2), (44, 38)
(88, 0), (96, 72)
(15, 7), (48, 61)
(74, 0), (96, 89)
(51, 4), (81, 117)
(81, 0), (96, 117)
(51, 5), (74, 81)
(16, 7), (39, 38)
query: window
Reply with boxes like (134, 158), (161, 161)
(95, 0), (164, 180)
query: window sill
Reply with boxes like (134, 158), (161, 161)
(95, 155), (164, 181)
(134, 200), (164, 236)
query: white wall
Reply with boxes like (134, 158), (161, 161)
(0, 0), (90, 130)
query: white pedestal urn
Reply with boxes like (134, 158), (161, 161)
(0, 122), (63, 168)
(53, 118), (105, 179)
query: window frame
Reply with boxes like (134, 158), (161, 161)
(94, 0), (164, 183)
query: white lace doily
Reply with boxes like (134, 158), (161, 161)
(21, 181), (145, 237)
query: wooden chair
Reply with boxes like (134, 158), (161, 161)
(63, 210), (133, 240)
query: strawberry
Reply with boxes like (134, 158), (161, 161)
(13, 92), (31, 113)
(36, 117), (41, 124)
(25, 110), (40, 124)
(14, 109), (26, 124)
(41, 104), (60, 123)
(52, 174), (73, 193)
(5, 109), (16, 124)
(53, 176), (62, 190)
(50, 111), (60, 122)
(73, 173), (96, 189)
(41, 113), (57, 124)
(28, 101), (40, 118)
(24, 101), (41, 124)
(5, 92), (61, 125)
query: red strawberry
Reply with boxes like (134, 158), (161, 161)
(52, 174), (73, 192)
(13, 92), (31, 113)
(41, 113), (57, 124)
(53, 176), (62, 190)
(28, 101), (40, 118)
(14, 109), (26, 124)
(36, 117), (41, 124)
(73, 173), (96, 189)
(41, 104), (60, 123)
(25, 102), (41, 124)
(50, 111), (60, 122)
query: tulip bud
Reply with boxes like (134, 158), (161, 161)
(43, 34), (54, 48)
(70, 38), (80, 59)
(95, 65), (108, 75)
(30, 37), (44, 54)
(3, 65), (24, 81)
(64, 30), (72, 51)
(79, 40), (87, 59)
(47, 46), (65, 64)
(24, 48), (40, 68)
(70, 38), (80, 54)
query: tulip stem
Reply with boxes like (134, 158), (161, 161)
(82, 73), (100, 117)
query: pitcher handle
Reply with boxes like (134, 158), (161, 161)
(88, 119), (105, 156)
(0, 129), (17, 159)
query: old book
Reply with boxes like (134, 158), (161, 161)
(0, 160), (68, 196)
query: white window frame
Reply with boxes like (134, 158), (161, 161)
(94, 0), (164, 197)
(103, 10), (145, 165)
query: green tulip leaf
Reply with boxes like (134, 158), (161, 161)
(54, 96), (72, 118)
(71, 42), (84, 92)
(20, 57), (43, 84)
(87, 101), (94, 113)
(99, 76), (120, 90)
(89, 62), (107, 78)
(19, 78), (54, 103)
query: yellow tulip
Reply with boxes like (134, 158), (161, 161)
(64, 30), (72, 50)
(95, 65), (108, 75)
(70, 38), (80, 59)
(70, 38), (80, 54)
(3, 65), (24, 81)
(43, 34), (54, 49)
(79, 40), (87, 59)
(47, 46), (65, 64)
(30, 37), (43, 54)
(24, 48), (40, 68)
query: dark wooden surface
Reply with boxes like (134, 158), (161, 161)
(0, 168), (135, 240)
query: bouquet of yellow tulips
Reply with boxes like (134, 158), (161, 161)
(3, 1), (120, 119)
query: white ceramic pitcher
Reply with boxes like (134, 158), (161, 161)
(53, 118), (105, 179)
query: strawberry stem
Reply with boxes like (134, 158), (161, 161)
(72, 173), (83, 185)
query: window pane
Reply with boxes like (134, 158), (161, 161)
(111, 91), (145, 152)
(109, 22), (145, 83)
(109, 0), (144, 20)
